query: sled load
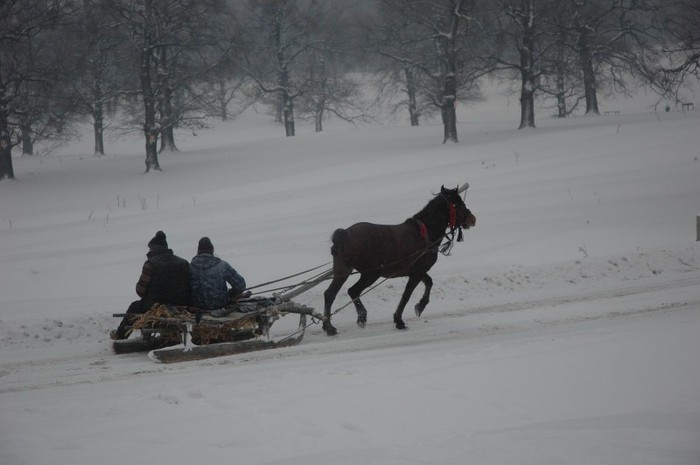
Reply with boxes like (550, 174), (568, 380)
(112, 295), (324, 363)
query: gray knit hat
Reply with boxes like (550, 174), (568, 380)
(197, 237), (214, 254)
(148, 230), (168, 249)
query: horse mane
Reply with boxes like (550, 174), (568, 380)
(412, 193), (448, 226)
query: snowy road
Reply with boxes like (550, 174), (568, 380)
(2, 272), (697, 394)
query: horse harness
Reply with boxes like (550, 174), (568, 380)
(411, 196), (465, 256)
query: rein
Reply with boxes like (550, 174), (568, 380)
(246, 262), (332, 296)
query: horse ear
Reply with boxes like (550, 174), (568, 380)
(441, 185), (447, 194)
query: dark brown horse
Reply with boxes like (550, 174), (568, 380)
(322, 185), (476, 335)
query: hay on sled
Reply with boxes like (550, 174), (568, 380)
(130, 304), (260, 345)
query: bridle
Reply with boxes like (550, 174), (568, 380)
(439, 193), (467, 255)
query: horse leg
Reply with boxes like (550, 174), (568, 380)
(414, 274), (433, 317)
(393, 275), (421, 330)
(323, 274), (349, 336)
(347, 272), (379, 328)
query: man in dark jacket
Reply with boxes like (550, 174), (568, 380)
(189, 237), (246, 310)
(111, 231), (190, 340)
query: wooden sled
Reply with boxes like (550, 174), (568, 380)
(112, 298), (323, 363)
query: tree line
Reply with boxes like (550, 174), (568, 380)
(1, 0), (697, 179)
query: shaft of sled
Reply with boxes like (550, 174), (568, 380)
(278, 269), (334, 302)
(276, 305), (325, 321)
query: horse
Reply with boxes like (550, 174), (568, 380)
(322, 185), (476, 335)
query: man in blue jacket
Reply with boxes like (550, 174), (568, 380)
(189, 237), (246, 310)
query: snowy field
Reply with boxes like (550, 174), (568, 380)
(1, 88), (699, 465)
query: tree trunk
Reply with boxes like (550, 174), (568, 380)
(274, 95), (283, 124)
(405, 67), (420, 127)
(20, 123), (33, 156)
(554, 32), (568, 118)
(442, 102), (458, 143)
(314, 52), (327, 133)
(218, 81), (228, 121)
(158, 47), (178, 153)
(272, 9), (294, 136)
(278, 55), (295, 136)
(93, 103), (105, 156)
(518, 0), (536, 129)
(441, 0), (464, 144)
(160, 127), (177, 153)
(555, 78), (567, 118)
(275, 28), (295, 136)
(141, 0), (161, 172)
(578, 33), (599, 115)
(519, 84), (536, 128)
(144, 127), (160, 172)
(0, 126), (13, 180)
(93, 122), (104, 156)
(92, 79), (105, 156)
(0, 77), (15, 179)
(0, 143), (13, 180)
(283, 91), (295, 137)
(555, 59), (567, 118)
(314, 103), (324, 132)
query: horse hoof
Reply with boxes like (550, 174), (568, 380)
(323, 323), (338, 336)
(394, 318), (407, 330)
(357, 320), (366, 329)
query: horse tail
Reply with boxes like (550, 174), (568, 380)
(330, 228), (349, 258)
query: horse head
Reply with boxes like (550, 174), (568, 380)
(440, 185), (476, 230)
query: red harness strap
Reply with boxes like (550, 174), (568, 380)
(448, 203), (457, 230)
(419, 221), (428, 240)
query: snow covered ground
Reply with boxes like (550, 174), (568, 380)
(1, 88), (699, 465)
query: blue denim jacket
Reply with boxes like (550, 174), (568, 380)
(189, 254), (246, 309)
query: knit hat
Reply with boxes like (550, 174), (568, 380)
(197, 237), (214, 254)
(148, 230), (168, 249)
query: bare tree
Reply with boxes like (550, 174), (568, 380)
(296, 1), (370, 132)
(372, 0), (481, 143)
(238, 0), (310, 137)
(64, 0), (126, 156)
(485, 0), (544, 128)
(197, 49), (255, 122)
(105, 0), (231, 171)
(0, 0), (75, 179)
(538, 10), (584, 118)
(480, 0), (570, 129)
(638, 0), (700, 102)
(557, 0), (659, 115)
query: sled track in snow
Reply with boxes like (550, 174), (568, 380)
(1, 275), (699, 393)
(435, 275), (700, 319)
(218, 275), (700, 364)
